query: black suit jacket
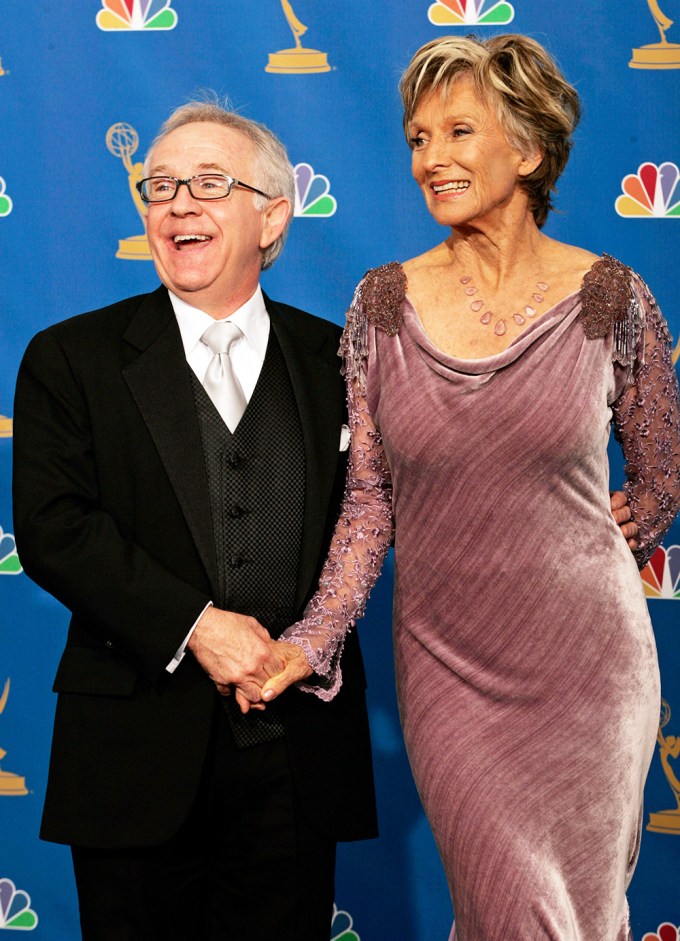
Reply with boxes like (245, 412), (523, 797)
(13, 286), (377, 848)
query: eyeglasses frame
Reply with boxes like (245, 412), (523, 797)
(136, 173), (273, 204)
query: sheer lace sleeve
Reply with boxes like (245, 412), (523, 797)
(280, 282), (394, 700)
(611, 273), (680, 569)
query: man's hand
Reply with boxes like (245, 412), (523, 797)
(188, 607), (283, 707)
(259, 641), (314, 703)
(610, 490), (639, 550)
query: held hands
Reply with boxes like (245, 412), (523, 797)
(234, 641), (314, 714)
(188, 606), (285, 710)
(188, 608), (313, 713)
(609, 490), (639, 549)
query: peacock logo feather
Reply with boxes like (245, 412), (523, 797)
(0, 878), (38, 930)
(641, 545), (680, 599)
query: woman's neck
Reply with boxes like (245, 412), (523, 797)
(444, 215), (547, 290)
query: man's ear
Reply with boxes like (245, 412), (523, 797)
(260, 197), (292, 250)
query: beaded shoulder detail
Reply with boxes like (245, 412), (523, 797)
(580, 253), (645, 368)
(580, 254), (631, 338)
(361, 261), (407, 336)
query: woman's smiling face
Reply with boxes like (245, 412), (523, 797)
(409, 75), (541, 232)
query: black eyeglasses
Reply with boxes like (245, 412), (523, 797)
(136, 174), (272, 203)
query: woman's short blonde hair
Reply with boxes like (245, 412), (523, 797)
(400, 35), (581, 227)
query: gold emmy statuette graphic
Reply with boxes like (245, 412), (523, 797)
(0, 58), (6, 77)
(0, 415), (12, 437)
(266, 0), (331, 73)
(630, 0), (680, 68)
(106, 123), (151, 260)
(0, 678), (28, 797)
(647, 699), (680, 833)
(673, 336), (679, 366)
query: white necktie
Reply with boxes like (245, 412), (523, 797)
(201, 320), (248, 431)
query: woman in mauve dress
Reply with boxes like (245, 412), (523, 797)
(260, 34), (680, 941)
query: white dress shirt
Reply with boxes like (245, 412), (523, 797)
(166, 286), (270, 672)
(171, 285), (270, 396)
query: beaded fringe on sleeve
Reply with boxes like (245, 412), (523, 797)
(280, 275), (395, 700)
(582, 255), (680, 569)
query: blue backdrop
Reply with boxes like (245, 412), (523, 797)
(0, 1), (678, 938)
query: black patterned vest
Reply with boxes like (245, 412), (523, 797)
(190, 327), (305, 746)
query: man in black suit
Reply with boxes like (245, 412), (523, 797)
(12, 101), (376, 941)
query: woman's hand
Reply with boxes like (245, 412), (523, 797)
(610, 490), (639, 550)
(261, 641), (314, 702)
(223, 641), (314, 713)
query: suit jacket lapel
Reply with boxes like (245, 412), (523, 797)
(267, 297), (345, 612)
(121, 288), (218, 592)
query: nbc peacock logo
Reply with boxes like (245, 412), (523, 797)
(428, 0), (515, 26)
(0, 878), (38, 930)
(641, 545), (680, 599)
(294, 163), (337, 217)
(96, 0), (178, 31)
(0, 178), (13, 218)
(615, 162), (680, 218)
(0, 527), (22, 576)
(643, 926), (680, 941)
(331, 905), (361, 941)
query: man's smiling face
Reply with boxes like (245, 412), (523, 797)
(145, 122), (281, 318)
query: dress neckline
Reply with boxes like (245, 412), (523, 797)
(401, 254), (603, 369)
(404, 290), (584, 377)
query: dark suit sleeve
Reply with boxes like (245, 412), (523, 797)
(12, 330), (211, 684)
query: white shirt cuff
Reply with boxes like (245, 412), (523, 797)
(166, 601), (213, 673)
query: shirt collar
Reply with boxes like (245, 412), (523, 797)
(169, 286), (270, 362)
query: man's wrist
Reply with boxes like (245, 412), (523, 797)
(166, 600), (213, 673)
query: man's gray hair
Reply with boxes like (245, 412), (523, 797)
(145, 95), (296, 269)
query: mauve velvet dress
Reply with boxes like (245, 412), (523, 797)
(283, 255), (680, 941)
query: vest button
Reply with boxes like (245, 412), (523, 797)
(228, 504), (244, 519)
(227, 451), (241, 468)
(230, 554), (244, 568)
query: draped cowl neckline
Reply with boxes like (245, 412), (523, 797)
(403, 288), (584, 381)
